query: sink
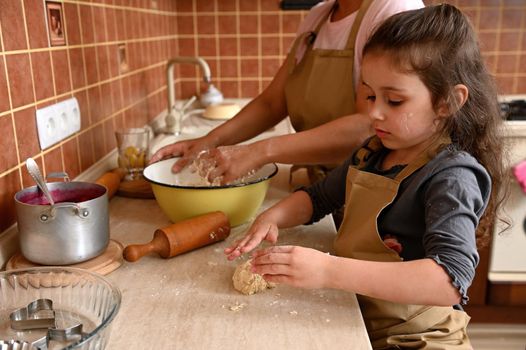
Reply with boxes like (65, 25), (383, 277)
(149, 98), (247, 156)
(149, 98), (293, 156)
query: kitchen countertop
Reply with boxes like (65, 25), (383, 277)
(105, 164), (372, 349)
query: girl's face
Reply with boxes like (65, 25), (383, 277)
(361, 52), (445, 160)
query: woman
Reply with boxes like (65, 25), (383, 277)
(150, 0), (424, 185)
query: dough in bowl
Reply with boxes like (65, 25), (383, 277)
(232, 260), (275, 295)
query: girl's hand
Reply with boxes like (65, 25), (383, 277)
(148, 136), (216, 173)
(197, 144), (262, 185)
(224, 217), (279, 261)
(250, 246), (332, 289)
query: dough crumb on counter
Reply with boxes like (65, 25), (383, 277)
(227, 302), (247, 312)
(232, 260), (275, 295)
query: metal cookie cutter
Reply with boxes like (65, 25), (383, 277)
(9, 299), (56, 331)
(32, 324), (85, 350)
(8, 299), (85, 350)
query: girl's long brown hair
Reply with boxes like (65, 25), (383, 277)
(362, 4), (508, 247)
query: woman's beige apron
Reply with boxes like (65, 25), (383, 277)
(335, 136), (472, 349)
(284, 0), (373, 186)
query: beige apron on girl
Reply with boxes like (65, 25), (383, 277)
(285, 0), (373, 185)
(335, 136), (472, 349)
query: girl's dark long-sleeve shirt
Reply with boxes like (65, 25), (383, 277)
(303, 144), (491, 305)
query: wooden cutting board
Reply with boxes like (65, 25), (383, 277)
(6, 239), (124, 276)
(117, 178), (155, 199)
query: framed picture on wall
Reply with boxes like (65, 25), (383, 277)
(45, 1), (66, 46)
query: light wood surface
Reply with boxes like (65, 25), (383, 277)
(6, 239), (124, 276)
(104, 165), (372, 350)
(117, 177), (154, 198)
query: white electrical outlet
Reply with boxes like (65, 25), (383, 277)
(36, 97), (81, 150)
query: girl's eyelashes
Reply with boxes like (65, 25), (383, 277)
(365, 95), (403, 107)
(388, 100), (403, 106)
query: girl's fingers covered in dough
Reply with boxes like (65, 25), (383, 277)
(252, 245), (293, 257)
(225, 233), (260, 260)
(251, 246), (333, 289)
(224, 215), (280, 260)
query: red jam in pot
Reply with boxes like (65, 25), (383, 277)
(19, 186), (105, 205)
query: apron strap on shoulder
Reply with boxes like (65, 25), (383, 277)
(344, 0), (374, 50)
(287, 3), (335, 74)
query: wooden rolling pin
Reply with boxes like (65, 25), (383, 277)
(123, 211), (231, 262)
(95, 168), (127, 199)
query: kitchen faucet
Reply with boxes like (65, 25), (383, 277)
(163, 57), (222, 135)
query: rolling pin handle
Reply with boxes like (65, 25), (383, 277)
(123, 242), (155, 262)
(123, 233), (169, 262)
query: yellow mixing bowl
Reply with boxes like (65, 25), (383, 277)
(143, 158), (278, 226)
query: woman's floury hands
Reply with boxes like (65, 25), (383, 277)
(148, 136), (214, 173)
(198, 144), (261, 185)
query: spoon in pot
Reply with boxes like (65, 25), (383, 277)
(26, 158), (55, 206)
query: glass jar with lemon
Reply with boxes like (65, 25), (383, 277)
(115, 128), (149, 180)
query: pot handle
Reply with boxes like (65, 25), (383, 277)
(39, 202), (90, 222)
(46, 172), (70, 182)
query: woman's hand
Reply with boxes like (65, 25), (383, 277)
(224, 216), (279, 261)
(148, 136), (216, 173)
(198, 144), (263, 184)
(251, 245), (333, 289)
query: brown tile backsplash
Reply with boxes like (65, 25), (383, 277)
(24, 0), (49, 49)
(0, 0), (28, 51)
(0, 0), (525, 234)
(79, 4), (95, 44)
(43, 146), (63, 179)
(64, 3), (82, 45)
(69, 48), (86, 90)
(0, 57), (10, 113)
(51, 49), (72, 96)
(6, 53), (34, 109)
(13, 106), (39, 163)
(0, 115), (17, 173)
(31, 51), (53, 101)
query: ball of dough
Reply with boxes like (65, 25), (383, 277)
(232, 260), (275, 295)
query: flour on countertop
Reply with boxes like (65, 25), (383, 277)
(227, 302), (247, 312)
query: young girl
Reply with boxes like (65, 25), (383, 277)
(225, 4), (506, 349)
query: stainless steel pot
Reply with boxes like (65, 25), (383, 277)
(14, 181), (109, 265)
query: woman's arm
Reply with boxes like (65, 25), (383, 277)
(257, 112), (371, 164)
(203, 113), (372, 183)
(251, 247), (462, 306)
